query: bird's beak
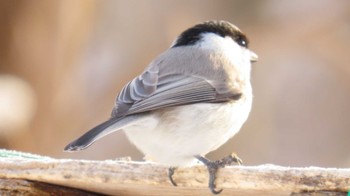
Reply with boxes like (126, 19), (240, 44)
(250, 51), (258, 62)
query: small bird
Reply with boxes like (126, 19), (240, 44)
(64, 20), (257, 194)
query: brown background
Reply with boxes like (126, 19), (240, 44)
(0, 0), (349, 167)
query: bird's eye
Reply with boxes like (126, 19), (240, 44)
(235, 36), (248, 48)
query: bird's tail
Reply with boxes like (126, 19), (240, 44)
(64, 115), (141, 152)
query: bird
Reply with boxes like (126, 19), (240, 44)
(64, 20), (258, 194)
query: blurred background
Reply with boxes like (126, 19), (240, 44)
(0, 0), (349, 167)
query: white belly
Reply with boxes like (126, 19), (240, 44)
(124, 97), (252, 167)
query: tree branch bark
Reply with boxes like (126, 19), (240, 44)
(0, 150), (349, 195)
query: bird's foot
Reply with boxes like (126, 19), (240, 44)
(195, 153), (243, 194)
(168, 167), (178, 186)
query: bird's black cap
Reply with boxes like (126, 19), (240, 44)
(172, 21), (249, 48)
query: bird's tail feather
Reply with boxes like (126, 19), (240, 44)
(64, 115), (141, 152)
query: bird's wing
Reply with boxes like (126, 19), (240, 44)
(112, 50), (241, 118)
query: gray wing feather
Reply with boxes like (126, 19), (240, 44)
(112, 65), (240, 117)
(112, 65), (159, 117)
(121, 65), (158, 102)
(127, 76), (216, 114)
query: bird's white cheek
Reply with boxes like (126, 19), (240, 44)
(225, 48), (252, 80)
(238, 49), (253, 77)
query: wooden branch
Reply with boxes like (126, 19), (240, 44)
(0, 150), (349, 195)
(0, 178), (100, 195)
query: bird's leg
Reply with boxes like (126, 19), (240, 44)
(168, 167), (178, 186)
(195, 153), (243, 194)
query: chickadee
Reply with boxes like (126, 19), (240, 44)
(65, 20), (257, 194)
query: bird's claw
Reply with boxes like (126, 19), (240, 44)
(195, 153), (242, 194)
(168, 167), (178, 186)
